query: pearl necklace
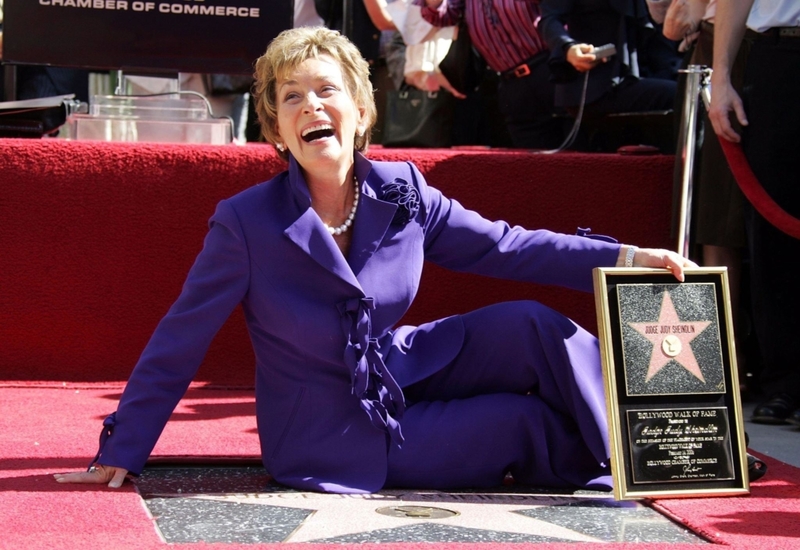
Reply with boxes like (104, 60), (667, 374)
(324, 176), (359, 236)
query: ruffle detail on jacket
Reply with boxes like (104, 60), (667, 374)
(338, 296), (405, 446)
(381, 178), (420, 227)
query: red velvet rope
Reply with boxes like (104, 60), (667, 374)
(717, 136), (800, 239)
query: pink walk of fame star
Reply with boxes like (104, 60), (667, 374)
(628, 291), (711, 383)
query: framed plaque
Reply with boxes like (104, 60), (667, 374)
(593, 267), (749, 500)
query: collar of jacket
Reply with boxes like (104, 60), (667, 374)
(285, 151), (379, 207)
(283, 151), (401, 285)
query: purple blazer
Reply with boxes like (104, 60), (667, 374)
(97, 153), (621, 492)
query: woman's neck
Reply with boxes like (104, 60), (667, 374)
(306, 168), (358, 235)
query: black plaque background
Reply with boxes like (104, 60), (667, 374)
(627, 407), (734, 484)
(618, 283), (725, 396)
(598, 270), (746, 497)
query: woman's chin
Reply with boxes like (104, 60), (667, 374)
(302, 144), (351, 167)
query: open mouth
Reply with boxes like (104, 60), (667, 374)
(302, 123), (335, 143)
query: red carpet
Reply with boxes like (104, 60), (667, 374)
(5, 139), (793, 548)
(2, 383), (799, 549)
(1, 139), (673, 386)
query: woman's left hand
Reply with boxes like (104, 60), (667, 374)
(618, 246), (698, 282)
(54, 463), (129, 488)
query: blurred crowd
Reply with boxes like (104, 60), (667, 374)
(1, 0), (685, 150)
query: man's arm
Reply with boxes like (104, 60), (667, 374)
(663, 0), (709, 41)
(538, 0), (603, 73)
(362, 0), (397, 31)
(708, 0), (754, 142)
(416, 0), (461, 28)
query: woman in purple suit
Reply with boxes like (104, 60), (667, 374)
(55, 26), (694, 493)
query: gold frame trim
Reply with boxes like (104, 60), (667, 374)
(593, 267), (749, 500)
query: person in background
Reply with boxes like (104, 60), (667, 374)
(379, 0), (464, 97)
(374, 0), (489, 147)
(295, 0), (325, 27)
(382, 29), (408, 91)
(647, 0), (706, 52)
(316, 0), (385, 66)
(418, 0), (565, 149)
(53, 26), (694, 493)
(650, 0), (756, 394)
(360, 0), (402, 144)
(709, 0), (800, 427)
(538, 0), (680, 119)
(364, 0), (500, 147)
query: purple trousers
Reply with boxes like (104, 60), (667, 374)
(386, 300), (612, 490)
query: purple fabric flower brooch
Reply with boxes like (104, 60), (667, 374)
(381, 178), (420, 227)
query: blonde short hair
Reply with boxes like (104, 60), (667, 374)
(253, 26), (377, 160)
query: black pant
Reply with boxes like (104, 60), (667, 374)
(497, 56), (567, 150)
(741, 35), (800, 400)
(582, 75), (677, 117)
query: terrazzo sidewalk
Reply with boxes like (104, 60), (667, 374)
(134, 466), (705, 544)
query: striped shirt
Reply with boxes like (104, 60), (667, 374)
(417, 0), (548, 74)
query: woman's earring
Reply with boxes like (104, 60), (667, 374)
(276, 143), (285, 152)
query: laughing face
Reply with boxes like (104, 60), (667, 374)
(275, 55), (366, 178)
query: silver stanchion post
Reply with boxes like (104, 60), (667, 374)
(675, 65), (712, 257)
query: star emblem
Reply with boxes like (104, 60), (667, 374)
(186, 491), (628, 543)
(628, 291), (711, 383)
(136, 468), (703, 544)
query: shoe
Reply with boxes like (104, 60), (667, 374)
(747, 454), (768, 482)
(751, 393), (797, 424)
(787, 408), (800, 428)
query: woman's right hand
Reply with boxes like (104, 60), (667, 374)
(54, 463), (129, 488)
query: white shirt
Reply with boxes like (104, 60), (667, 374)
(747, 0), (800, 32)
(294, 0), (324, 27)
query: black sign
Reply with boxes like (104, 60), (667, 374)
(3, 0), (293, 75)
(627, 407), (734, 484)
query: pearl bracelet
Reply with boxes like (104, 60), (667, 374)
(625, 246), (637, 268)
